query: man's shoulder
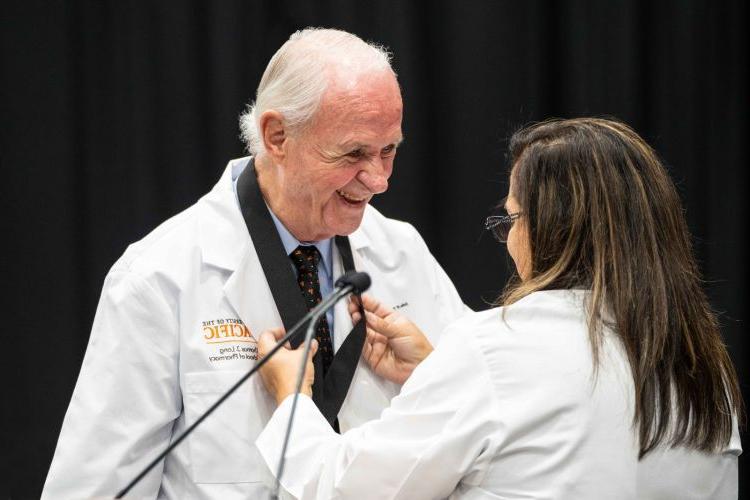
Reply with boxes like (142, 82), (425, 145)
(114, 202), (202, 273)
(111, 163), (241, 280)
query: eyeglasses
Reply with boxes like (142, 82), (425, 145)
(485, 213), (522, 243)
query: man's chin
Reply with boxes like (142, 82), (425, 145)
(328, 213), (367, 237)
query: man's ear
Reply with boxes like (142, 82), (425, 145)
(259, 110), (287, 162)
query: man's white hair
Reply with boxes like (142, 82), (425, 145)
(239, 28), (394, 156)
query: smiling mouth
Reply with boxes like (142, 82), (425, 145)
(337, 190), (368, 205)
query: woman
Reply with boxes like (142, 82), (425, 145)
(256, 118), (742, 499)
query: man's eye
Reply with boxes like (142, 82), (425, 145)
(347, 149), (365, 159)
(381, 145), (396, 155)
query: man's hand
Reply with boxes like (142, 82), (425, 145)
(257, 328), (318, 406)
(349, 295), (433, 385)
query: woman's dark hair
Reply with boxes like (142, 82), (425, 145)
(501, 117), (742, 458)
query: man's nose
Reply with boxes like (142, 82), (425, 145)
(356, 159), (390, 194)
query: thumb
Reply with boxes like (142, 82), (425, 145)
(361, 294), (383, 314)
(308, 338), (319, 359)
(257, 330), (278, 358)
(364, 310), (400, 339)
(361, 294), (394, 318)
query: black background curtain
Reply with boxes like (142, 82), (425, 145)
(2, 1), (747, 497)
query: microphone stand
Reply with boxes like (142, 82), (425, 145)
(115, 284), (356, 499)
(271, 286), (349, 499)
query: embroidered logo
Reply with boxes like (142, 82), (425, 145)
(202, 318), (256, 343)
(201, 318), (258, 362)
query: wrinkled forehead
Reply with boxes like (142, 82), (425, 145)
(308, 71), (403, 143)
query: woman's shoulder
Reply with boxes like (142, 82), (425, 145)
(443, 289), (591, 342)
(439, 290), (623, 391)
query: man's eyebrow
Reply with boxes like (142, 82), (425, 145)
(337, 141), (367, 151)
(339, 136), (404, 151)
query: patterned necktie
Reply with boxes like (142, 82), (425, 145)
(289, 245), (334, 377)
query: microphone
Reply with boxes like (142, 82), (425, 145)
(115, 271), (371, 499)
(335, 270), (371, 294)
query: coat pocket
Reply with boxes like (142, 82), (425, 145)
(183, 370), (274, 484)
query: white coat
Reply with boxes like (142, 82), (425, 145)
(256, 289), (742, 499)
(42, 157), (469, 499)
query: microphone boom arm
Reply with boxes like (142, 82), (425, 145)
(271, 286), (348, 499)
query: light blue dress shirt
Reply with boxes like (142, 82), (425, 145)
(233, 173), (336, 338)
(267, 209), (335, 337)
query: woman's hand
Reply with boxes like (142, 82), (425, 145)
(349, 295), (433, 384)
(257, 328), (318, 406)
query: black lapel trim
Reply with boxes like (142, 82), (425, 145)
(236, 159), (365, 427)
(236, 158), (309, 339)
(313, 238), (367, 426)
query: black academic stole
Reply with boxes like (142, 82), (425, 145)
(236, 159), (366, 428)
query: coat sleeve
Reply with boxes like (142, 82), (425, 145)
(42, 269), (181, 500)
(256, 328), (498, 499)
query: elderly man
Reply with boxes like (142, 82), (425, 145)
(43, 28), (467, 498)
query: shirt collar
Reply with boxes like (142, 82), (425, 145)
(267, 206), (334, 276)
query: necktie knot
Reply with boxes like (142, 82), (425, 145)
(290, 245), (320, 272)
